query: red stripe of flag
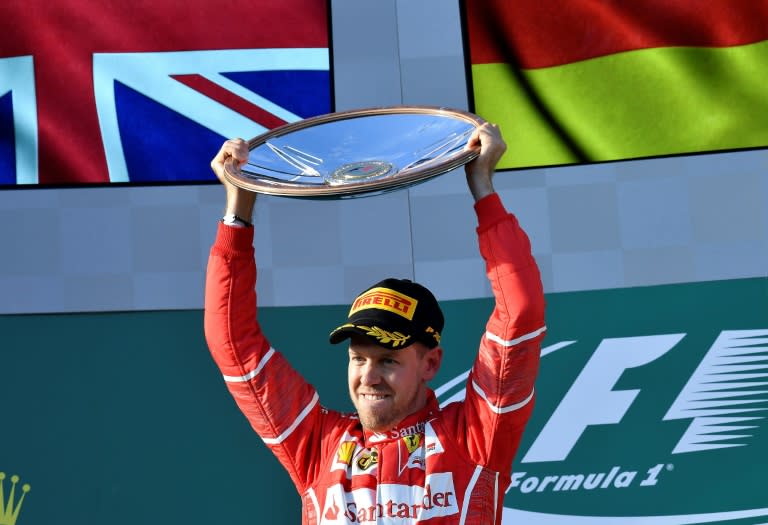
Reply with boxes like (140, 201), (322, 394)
(466, 0), (768, 69)
(0, 0), (328, 57)
(172, 74), (288, 131)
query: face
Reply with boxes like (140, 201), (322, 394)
(348, 336), (442, 433)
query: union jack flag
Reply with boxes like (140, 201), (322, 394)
(0, 0), (331, 185)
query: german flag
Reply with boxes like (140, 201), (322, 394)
(464, 0), (768, 169)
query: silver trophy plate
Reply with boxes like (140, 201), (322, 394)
(223, 106), (485, 198)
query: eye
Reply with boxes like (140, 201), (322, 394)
(350, 355), (365, 364)
(382, 357), (398, 365)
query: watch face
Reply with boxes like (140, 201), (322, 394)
(221, 214), (250, 226)
(223, 106), (484, 199)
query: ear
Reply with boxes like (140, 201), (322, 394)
(421, 346), (443, 382)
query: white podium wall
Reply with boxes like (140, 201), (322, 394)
(0, 0), (765, 314)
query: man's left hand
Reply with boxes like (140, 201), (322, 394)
(465, 123), (507, 202)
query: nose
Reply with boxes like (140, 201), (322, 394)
(360, 362), (381, 387)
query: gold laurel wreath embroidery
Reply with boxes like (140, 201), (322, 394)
(426, 326), (441, 343)
(358, 325), (411, 348)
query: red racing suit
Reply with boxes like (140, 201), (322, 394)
(204, 193), (545, 524)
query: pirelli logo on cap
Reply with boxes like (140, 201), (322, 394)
(350, 287), (418, 320)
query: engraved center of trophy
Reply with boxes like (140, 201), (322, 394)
(328, 161), (395, 186)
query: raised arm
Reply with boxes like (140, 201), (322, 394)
(451, 124), (546, 474)
(204, 140), (330, 491)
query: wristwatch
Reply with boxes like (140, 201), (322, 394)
(221, 213), (252, 227)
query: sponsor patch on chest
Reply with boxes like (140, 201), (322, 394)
(321, 473), (459, 523)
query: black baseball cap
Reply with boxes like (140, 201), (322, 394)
(329, 278), (444, 350)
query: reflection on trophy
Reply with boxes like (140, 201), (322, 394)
(224, 106), (485, 198)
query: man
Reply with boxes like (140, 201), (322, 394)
(205, 123), (545, 524)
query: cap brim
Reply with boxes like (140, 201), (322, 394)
(328, 324), (365, 345)
(329, 320), (415, 350)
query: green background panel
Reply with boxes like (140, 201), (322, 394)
(1, 277), (766, 523)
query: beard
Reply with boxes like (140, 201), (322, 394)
(351, 384), (421, 432)
(356, 402), (400, 432)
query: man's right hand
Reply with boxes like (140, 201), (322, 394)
(210, 138), (257, 222)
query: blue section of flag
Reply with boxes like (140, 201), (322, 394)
(222, 70), (331, 118)
(0, 92), (15, 184)
(114, 82), (224, 183)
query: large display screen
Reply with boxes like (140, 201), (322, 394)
(0, 0), (332, 186)
(462, 0), (768, 170)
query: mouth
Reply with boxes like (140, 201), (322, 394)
(359, 393), (391, 401)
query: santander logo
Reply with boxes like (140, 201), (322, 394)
(321, 473), (459, 523)
(324, 496), (341, 521)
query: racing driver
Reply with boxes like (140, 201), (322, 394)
(204, 123), (546, 524)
